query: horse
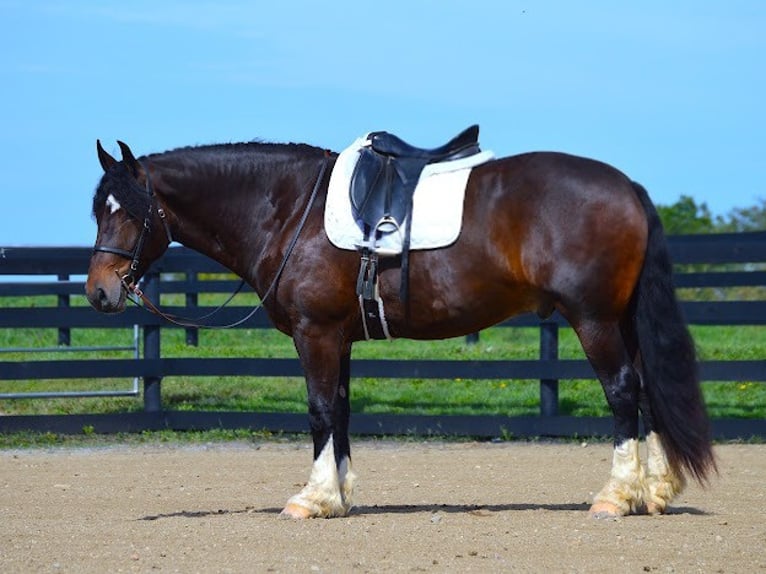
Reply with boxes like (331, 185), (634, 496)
(85, 135), (716, 519)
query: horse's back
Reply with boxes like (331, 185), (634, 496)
(472, 151), (643, 216)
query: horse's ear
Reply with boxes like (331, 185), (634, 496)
(96, 140), (118, 173)
(117, 140), (141, 178)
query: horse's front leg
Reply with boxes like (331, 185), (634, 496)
(281, 332), (356, 519)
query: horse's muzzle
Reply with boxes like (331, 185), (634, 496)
(85, 274), (127, 313)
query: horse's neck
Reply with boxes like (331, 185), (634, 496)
(155, 159), (314, 288)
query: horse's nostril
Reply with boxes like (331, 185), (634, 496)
(88, 284), (113, 311)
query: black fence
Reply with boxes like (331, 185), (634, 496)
(1, 231), (765, 438)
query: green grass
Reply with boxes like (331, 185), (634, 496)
(1, 307), (764, 420)
(0, 427), (293, 450)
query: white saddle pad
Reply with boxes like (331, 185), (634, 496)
(324, 135), (494, 254)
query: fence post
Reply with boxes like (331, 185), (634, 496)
(57, 273), (70, 346)
(142, 271), (163, 412)
(185, 269), (199, 347)
(539, 321), (559, 416)
(465, 332), (479, 345)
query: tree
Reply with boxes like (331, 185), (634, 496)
(656, 195), (718, 234)
(657, 195), (766, 234)
(718, 198), (766, 232)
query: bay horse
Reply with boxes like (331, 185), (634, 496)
(85, 136), (715, 519)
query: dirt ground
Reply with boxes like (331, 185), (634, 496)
(1, 440), (764, 573)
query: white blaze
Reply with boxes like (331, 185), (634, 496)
(106, 194), (122, 214)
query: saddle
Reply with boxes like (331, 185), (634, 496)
(348, 125), (483, 338)
(350, 125), (480, 238)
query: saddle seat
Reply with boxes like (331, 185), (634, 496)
(367, 124), (480, 161)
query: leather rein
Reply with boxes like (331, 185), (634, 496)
(93, 155), (330, 329)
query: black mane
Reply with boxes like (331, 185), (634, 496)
(154, 140), (326, 158)
(92, 140), (331, 220)
(148, 141), (329, 170)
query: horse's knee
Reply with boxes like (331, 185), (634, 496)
(307, 394), (333, 429)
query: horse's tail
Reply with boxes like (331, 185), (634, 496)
(630, 181), (716, 484)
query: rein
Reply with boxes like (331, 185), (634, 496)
(99, 155), (330, 329)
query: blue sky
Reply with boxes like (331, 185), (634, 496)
(1, 1), (764, 246)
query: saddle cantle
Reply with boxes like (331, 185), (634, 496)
(350, 125), (481, 239)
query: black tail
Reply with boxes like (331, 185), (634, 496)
(631, 182), (716, 483)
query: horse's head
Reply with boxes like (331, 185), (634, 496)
(85, 140), (172, 313)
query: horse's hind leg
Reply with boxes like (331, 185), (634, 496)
(629, 319), (686, 514)
(639, 391), (686, 514)
(281, 332), (357, 519)
(573, 319), (646, 517)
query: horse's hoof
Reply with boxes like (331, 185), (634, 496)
(280, 503), (313, 519)
(589, 501), (622, 519)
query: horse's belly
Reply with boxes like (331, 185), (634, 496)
(382, 279), (542, 340)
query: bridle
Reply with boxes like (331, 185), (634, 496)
(92, 161), (172, 290)
(92, 154), (330, 329)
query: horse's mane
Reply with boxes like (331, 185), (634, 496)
(147, 141), (329, 166)
(92, 140), (331, 219)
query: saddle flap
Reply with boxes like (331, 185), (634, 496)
(350, 147), (415, 232)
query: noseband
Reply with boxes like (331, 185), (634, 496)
(93, 162), (172, 288)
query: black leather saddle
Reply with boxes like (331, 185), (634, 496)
(349, 125), (482, 317)
(350, 125), (480, 238)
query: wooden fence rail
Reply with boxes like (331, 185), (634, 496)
(1, 231), (765, 438)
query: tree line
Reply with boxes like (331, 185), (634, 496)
(655, 196), (765, 301)
(657, 196), (766, 234)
